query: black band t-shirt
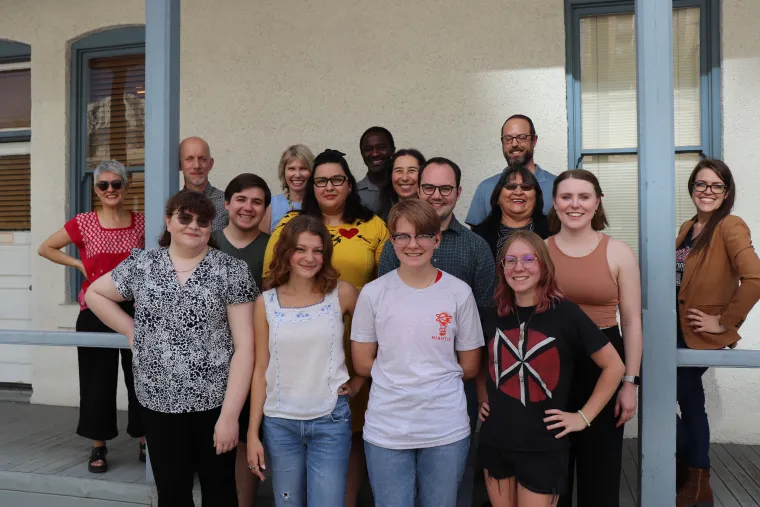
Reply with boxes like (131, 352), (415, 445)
(479, 299), (609, 452)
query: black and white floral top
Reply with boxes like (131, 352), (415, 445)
(112, 247), (258, 413)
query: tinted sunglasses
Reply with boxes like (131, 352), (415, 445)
(504, 183), (535, 192)
(174, 212), (211, 229)
(95, 180), (125, 191)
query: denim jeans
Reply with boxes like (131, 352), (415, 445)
(676, 339), (710, 469)
(455, 379), (478, 507)
(365, 436), (470, 507)
(262, 395), (352, 507)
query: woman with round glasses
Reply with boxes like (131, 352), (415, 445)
(38, 160), (145, 474)
(477, 230), (624, 507)
(672, 159), (760, 506)
(85, 190), (256, 505)
(263, 148), (388, 507)
(261, 144), (315, 234)
(473, 165), (551, 260)
(546, 170), (642, 507)
(351, 199), (484, 507)
(377, 149), (425, 221)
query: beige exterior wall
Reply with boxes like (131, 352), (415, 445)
(1, 0), (758, 442)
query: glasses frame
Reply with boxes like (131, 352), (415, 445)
(420, 184), (455, 197)
(503, 183), (536, 192)
(692, 181), (727, 195)
(500, 134), (534, 144)
(313, 175), (348, 188)
(94, 180), (125, 192)
(501, 253), (538, 269)
(173, 211), (211, 229)
(391, 233), (437, 247)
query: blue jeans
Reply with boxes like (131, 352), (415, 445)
(262, 395), (352, 507)
(676, 339), (710, 469)
(455, 379), (478, 507)
(365, 436), (470, 507)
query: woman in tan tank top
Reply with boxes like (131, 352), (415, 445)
(546, 169), (642, 507)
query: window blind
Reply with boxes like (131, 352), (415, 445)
(90, 171), (145, 213)
(0, 154), (31, 230)
(86, 54), (145, 170)
(0, 69), (31, 130)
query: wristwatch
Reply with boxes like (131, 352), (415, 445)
(622, 375), (641, 386)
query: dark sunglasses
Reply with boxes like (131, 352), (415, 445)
(174, 212), (211, 229)
(504, 183), (535, 192)
(95, 180), (125, 191)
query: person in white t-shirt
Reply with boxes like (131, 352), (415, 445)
(351, 199), (484, 507)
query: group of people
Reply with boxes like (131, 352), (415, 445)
(36, 114), (760, 507)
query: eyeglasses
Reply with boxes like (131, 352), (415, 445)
(420, 184), (455, 197)
(692, 181), (727, 195)
(95, 180), (124, 191)
(501, 134), (534, 144)
(174, 212), (211, 229)
(391, 233), (437, 247)
(314, 175), (348, 187)
(501, 254), (538, 269)
(504, 183), (535, 192)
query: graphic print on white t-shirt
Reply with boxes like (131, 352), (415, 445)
(351, 270), (485, 450)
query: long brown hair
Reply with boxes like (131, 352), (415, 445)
(687, 159), (735, 255)
(494, 230), (563, 316)
(158, 190), (219, 249)
(547, 169), (609, 233)
(263, 214), (340, 294)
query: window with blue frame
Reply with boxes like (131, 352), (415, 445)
(69, 27), (145, 298)
(565, 0), (721, 251)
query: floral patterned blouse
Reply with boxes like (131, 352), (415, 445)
(111, 247), (258, 413)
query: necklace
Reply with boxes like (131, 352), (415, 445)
(515, 305), (536, 342)
(171, 249), (207, 273)
(285, 188), (293, 211)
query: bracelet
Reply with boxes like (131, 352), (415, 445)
(578, 409), (591, 427)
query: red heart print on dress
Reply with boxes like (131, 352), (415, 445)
(338, 228), (359, 239)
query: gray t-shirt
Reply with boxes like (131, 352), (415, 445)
(356, 175), (381, 214)
(212, 229), (270, 290)
(351, 270), (485, 449)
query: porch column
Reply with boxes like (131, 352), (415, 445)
(144, 0), (181, 249)
(635, 0), (677, 505)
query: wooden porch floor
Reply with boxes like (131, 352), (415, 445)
(1, 401), (759, 506)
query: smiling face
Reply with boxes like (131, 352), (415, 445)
(691, 168), (728, 215)
(501, 118), (537, 168)
(164, 209), (212, 251)
(553, 177), (600, 231)
(391, 216), (440, 269)
(289, 231), (324, 280)
(94, 171), (126, 209)
(313, 163), (351, 216)
(180, 138), (214, 188)
(499, 174), (536, 222)
(392, 155), (420, 200)
(225, 186), (266, 233)
(360, 133), (394, 174)
(284, 157), (311, 195)
(503, 239), (541, 298)
(418, 163), (461, 225)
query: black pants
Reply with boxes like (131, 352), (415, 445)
(558, 326), (625, 507)
(75, 303), (144, 441)
(141, 406), (238, 507)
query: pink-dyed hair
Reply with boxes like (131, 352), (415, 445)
(494, 230), (563, 316)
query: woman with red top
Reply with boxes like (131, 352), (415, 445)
(38, 160), (146, 474)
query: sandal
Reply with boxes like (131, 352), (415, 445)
(139, 441), (147, 463)
(88, 445), (108, 473)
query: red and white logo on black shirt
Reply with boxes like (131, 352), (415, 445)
(489, 323), (559, 406)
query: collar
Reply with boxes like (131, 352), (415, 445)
(203, 183), (218, 196)
(443, 215), (465, 236)
(357, 175), (380, 192)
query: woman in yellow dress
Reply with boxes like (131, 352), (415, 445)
(263, 149), (388, 507)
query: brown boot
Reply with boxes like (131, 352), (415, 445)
(676, 467), (714, 507)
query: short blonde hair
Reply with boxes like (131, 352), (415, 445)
(387, 199), (441, 236)
(277, 144), (315, 191)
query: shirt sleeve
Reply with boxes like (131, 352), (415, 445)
(569, 302), (610, 356)
(471, 236), (497, 310)
(226, 257), (258, 305)
(63, 215), (83, 248)
(455, 289), (485, 351)
(111, 248), (143, 301)
(465, 183), (487, 226)
(350, 286), (378, 343)
(377, 238), (400, 277)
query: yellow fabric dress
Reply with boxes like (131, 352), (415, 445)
(263, 211), (389, 431)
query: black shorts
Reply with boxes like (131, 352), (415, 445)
(478, 444), (569, 496)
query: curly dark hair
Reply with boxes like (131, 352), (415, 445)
(158, 190), (219, 248)
(263, 214), (340, 294)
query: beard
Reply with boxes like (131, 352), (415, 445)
(504, 147), (535, 168)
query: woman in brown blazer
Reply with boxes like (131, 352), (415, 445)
(675, 159), (760, 507)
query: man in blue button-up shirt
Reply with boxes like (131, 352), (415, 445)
(465, 114), (557, 226)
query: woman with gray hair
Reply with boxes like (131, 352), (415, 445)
(38, 160), (146, 474)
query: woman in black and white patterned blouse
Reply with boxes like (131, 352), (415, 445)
(85, 190), (257, 506)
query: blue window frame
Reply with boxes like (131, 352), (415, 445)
(68, 26), (145, 300)
(565, 0), (721, 167)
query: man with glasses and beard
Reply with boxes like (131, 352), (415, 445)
(378, 157), (496, 507)
(466, 114), (556, 226)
